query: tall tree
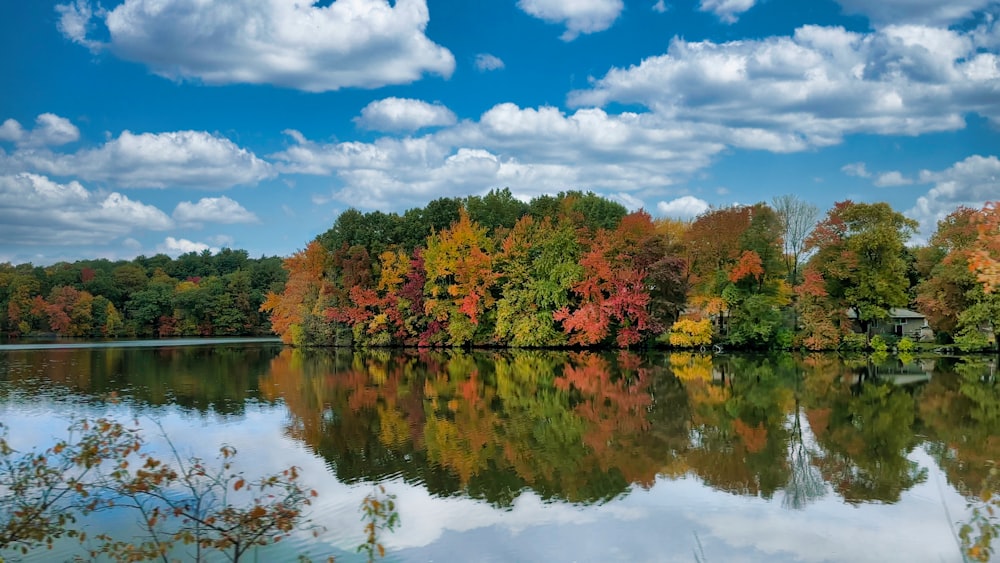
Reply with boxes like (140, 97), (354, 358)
(772, 194), (818, 284)
(913, 207), (981, 337)
(554, 211), (659, 347)
(805, 201), (918, 342)
(970, 202), (1000, 293)
(261, 241), (332, 346)
(465, 188), (529, 233)
(422, 208), (497, 345)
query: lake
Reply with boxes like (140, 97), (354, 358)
(1, 340), (996, 562)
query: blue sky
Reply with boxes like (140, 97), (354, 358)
(1, 0), (998, 265)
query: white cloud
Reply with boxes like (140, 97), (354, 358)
(657, 195), (710, 218)
(0, 119), (25, 143)
(699, 0), (756, 23)
(8, 130), (273, 189)
(907, 154), (1000, 236)
(56, 0), (455, 92)
(0, 173), (171, 246)
(355, 98), (457, 132)
(569, 24), (1000, 150)
(55, 0), (102, 51)
(157, 236), (219, 256)
(610, 192), (646, 211)
(834, 0), (995, 26)
(652, 1), (668, 14)
(517, 0), (624, 40)
(475, 53), (506, 72)
(272, 103), (726, 210)
(873, 170), (913, 186)
(0, 114), (80, 147)
(173, 196), (258, 226)
(842, 162), (872, 178)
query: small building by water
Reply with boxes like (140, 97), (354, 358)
(846, 307), (934, 342)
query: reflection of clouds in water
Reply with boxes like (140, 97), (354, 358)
(0, 402), (972, 563)
(685, 449), (967, 562)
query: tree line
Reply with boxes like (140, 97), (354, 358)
(263, 189), (1000, 351)
(0, 249), (287, 339)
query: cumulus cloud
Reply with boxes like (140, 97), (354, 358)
(55, 0), (455, 92)
(0, 173), (171, 246)
(657, 195), (710, 218)
(834, 0), (995, 26)
(272, 103), (726, 209)
(873, 170), (913, 186)
(8, 130), (273, 189)
(355, 98), (457, 132)
(0, 120), (23, 143)
(173, 196), (258, 226)
(475, 53), (505, 72)
(0, 114), (80, 147)
(652, 1), (668, 14)
(157, 236), (219, 256)
(699, 0), (756, 23)
(908, 154), (1000, 235)
(517, 0), (624, 40)
(842, 162), (872, 178)
(569, 24), (1000, 150)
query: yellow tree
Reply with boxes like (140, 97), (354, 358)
(422, 208), (497, 345)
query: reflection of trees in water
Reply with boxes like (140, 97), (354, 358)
(262, 349), (689, 506)
(0, 344), (281, 415)
(802, 355), (927, 504)
(262, 349), (992, 508)
(681, 355), (798, 499)
(12, 346), (994, 510)
(920, 357), (1000, 497)
(782, 405), (826, 510)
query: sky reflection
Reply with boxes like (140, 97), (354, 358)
(0, 401), (970, 563)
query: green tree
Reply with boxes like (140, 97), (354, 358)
(805, 201), (918, 345)
(465, 187), (529, 233)
(492, 216), (575, 346)
(128, 270), (179, 336)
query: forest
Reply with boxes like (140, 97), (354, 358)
(3, 190), (997, 350)
(0, 249), (287, 338)
(260, 189), (1000, 351)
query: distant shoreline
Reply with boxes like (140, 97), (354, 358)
(0, 337), (282, 351)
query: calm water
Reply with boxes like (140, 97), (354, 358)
(1, 341), (997, 562)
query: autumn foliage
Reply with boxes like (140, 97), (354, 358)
(257, 192), (999, 351)
(2, 249), (285, 339)
(969, 202), (1000, 293)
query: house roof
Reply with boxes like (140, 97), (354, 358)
(845, 308), (925, 319)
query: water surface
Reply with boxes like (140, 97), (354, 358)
(1, 342), (995, 562)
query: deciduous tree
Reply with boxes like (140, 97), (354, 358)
(805, 201), (918, 343)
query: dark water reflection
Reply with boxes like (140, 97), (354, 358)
(1, 343), (998, 561)
(0, 341), (278, 415)
(257, 349), (1000, 507)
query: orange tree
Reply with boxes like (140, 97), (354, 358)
(554, 211), (661, 347)
(961, 202), (1000, 351)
